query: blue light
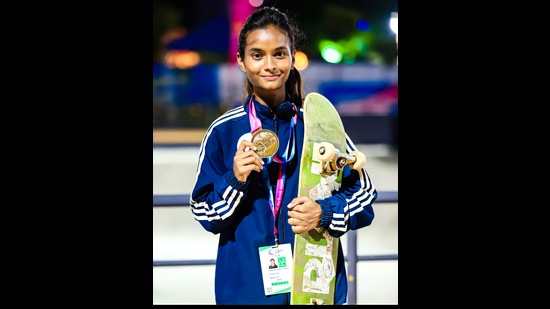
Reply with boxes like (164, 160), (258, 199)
(355, 20), (369, 32)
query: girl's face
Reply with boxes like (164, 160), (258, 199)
(237, 26), (294, 98)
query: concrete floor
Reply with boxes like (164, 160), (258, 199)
(153, 144), (398, 305)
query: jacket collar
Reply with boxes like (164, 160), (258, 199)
(250, 96), (296, 122)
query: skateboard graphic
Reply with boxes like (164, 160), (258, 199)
(290, 93), (365, 305)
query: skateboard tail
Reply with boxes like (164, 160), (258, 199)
(290, 228), (339, 305)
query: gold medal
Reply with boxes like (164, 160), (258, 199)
(251, 129), (279, 158)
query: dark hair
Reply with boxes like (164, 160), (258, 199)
(238, 6), (306, 107)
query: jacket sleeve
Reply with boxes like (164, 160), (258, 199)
(189, 127), (250, 235)
(316, 135), (377, 238)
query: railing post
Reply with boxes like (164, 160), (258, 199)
(347, 229), (358, 305)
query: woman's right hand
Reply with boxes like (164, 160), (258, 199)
(233, 140), (264, 182)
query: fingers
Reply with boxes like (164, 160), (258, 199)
(289, 216), (318, 232)
(237, 140), (255, 153)
(286, 197), (309, 211)
(288, 217), (304, 233)
(288, 218), (310, 234)
(288, 197), (322, 233)
(236, 132), (253, 151)
(233, 140), (264, 182)
(240, 141), (264, 169)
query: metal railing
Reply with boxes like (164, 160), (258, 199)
(153, 191), (398, 304)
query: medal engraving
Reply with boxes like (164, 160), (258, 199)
(251, 129), (279, 158)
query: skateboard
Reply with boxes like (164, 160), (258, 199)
(290, 92), (366, 305)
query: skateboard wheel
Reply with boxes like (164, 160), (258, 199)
(316, 142), (335, 161)
(349, 151), (366, 170)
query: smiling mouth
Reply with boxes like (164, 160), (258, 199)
(261, 75), (281, 80)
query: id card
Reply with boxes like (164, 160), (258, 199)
(258, 243), (293, 296)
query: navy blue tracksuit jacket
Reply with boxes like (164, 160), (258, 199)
(190, 95), (377, 304)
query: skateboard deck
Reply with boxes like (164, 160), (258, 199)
(290, 92), (365, 305)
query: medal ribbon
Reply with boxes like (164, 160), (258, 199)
(248, 96), (262, 134)
(248, 96), (297, 243)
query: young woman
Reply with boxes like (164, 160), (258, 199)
(190, 6), (377, 305)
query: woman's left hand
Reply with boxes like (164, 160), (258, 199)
(287, 197), (322, 233)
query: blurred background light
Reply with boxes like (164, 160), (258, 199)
(321, 47), (343, 64)
(319, 40), (343, 64)
(355, 19), (369, 32)
(165, 50), (201, 69)
(294, 51), (309, 70)
(249, 0), (263, 7)
(390, 12), (398, 34)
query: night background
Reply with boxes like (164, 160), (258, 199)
(154, 0), (398, 64)
(153, 0), (398, 147)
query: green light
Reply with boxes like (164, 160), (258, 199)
(321, 47), (342, 64)
(319, 40), (343, 64)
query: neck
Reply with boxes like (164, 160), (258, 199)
(253, 91), (287, 110)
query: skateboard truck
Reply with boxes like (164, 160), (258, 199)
(315, 142), (366, 176)
(310, 298), (326, 305)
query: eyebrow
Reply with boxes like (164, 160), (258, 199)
(247, 46), (289, 53)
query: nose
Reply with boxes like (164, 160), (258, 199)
(264, 56), (276, 71)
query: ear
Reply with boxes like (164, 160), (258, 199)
(236, 53), (246, 73)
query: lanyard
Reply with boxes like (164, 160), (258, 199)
(248, 96), (297, 245)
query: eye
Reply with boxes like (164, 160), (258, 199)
(275, 52), (287, 58)
(251, 53), (262, 59)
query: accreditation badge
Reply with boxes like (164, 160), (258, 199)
(258, 243), (293, 296)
